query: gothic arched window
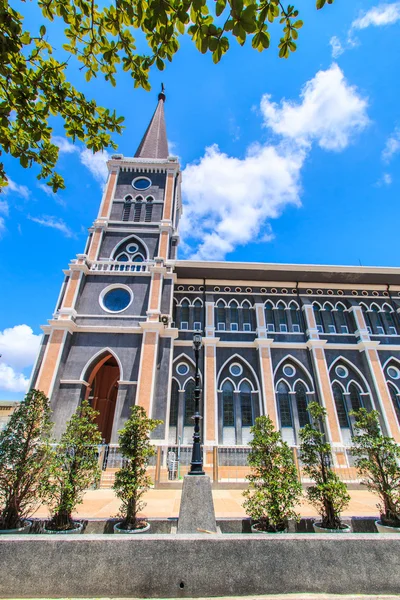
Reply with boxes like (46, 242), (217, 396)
(313, 304), (324, 333)
(277, 381), (293, 427)
(290, 304), (301, 333)
(369, 305), (385, 335)
(193, 299), (202, 331)
(388, 383), (400, 424)
(183, 380), (195, 426)
(180, 300), (190, 330)
(145, 197), (153, 222)
(122, 196), (132, 221)
(349, 383), (364, 411)
(324, 305), (336, 333)
(265, 302), (274, 331)
(333, 383), (350, 428)
(383, 306), (397, 335)
(222, 380), (235, 427)
(216, 301), (226, 331)
(295, 382), (309, 428)
(242, 303), (252, 331)
(240, 381), (253, 427)
(169, 380), (179, 427)
(133, 197), (143, 222)
(230, 303), (239, 330)
(334, 305), (348, 334)
(277, 304), (288, 332)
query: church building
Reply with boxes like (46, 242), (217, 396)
(30, 90), (400, 451)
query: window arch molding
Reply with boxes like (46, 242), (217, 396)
(264, 300), (276, 309)
(312, 301), (323, 310)
(228, 299), (239, 307)
(123, 194), (133, 202)
(276, 300), (288, 310)
(237, 377), (255, 392)
(216, 353), (261, 395)
(382, 302), (395, 313)
(288, 300), (300, 310)
(346, 379), (365, 395)
(219, 376), (237, 392)
(275, 376), (294, 393)
(331, 378), (346, 394)
(241, 299), (253, 308)
(335, 301), (348, 311)
(382, 356), (400, 372)
(292, 377), (312, 394)
(176, 296), (192, 307)
(273, 354), (314, 386)
(171, 375), (182, 391)
(110, 234), (149, 261)
(215, 298), (228, 307)
(172, 352), (201, 381)
(323, 301), (335, 311)
(80, 346), (124, 382)
(328, 355), (375, 403)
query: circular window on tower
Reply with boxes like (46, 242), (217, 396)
(387, 366), (400, 380)
(229, 363), (243, 377)
(126, 243), (139, 254)
(283, 364), (296, 378)
(176, 363), (189, 376)
(335, 365), (348, 379)
(100, 285), (133, 313)
(132, 176), (151, 190)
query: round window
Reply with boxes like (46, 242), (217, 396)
(229, 363), (243, 377)
(126, 243), (139, 254)
(335, 365), (348, 379)
(283, 364), (296, 377)
(132, 177), (151, 190)
(101, 287), (132, 313)
(387, 366), (400, 380)
(176, 363), (189, 376)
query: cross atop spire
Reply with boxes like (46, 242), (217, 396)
(134, 85), (168, 160)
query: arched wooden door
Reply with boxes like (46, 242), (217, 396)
(84, 354), (120, 443)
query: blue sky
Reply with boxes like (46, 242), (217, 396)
(1, 0), (400, 399)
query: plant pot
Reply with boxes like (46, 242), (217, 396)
(114, 521), (150, 534)
(251, 524), (288, 534)
(375, 520), (400, 534)
(43, 521), (84, 534)
(313, 521), (352, 533)
(0, 520), (32, 535)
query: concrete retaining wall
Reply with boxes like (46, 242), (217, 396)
(1, 533), (399, 598)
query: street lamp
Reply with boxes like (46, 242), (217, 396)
(188, 333), (205, 475)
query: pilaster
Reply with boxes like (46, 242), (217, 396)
(35, 329), (68, 399)
(255, 338), (278, 427)
(203, 337), (218, 444)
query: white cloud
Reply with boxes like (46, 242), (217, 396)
(0, 325), (41, 371)
(37, 183), (66, 207)
(181, 65), (369, 261)
(28, 215), (75, 238)
(0, 200), (9, 216)
(331, 3), (400, 57)
(260, 64), (369, 151)
(0, 324), (41, 393)
(52, 136), (79, 154)
(352, 3), (400, 29)
(4, 178), (30, 200)
(382, 127), (400, 163)
(329, 36), (344, 58)
(376, 172), (393, 186)
(80, 149), (109, 184)
(0, 364), (30, 393)
(0, 217), (5, 237)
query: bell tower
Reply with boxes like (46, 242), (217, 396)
(31, 88), (181, 442)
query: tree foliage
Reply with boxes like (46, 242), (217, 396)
(299, 402), (350, 530)
(0, 0), (333, 191)
(0, 389), (53, 530)
(351, 408), (400, 528)
(243, 415), (302, 532)
(113, 405), (162, 530)
(45, 399), (102, 531)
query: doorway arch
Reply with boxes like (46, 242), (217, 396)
(83, 351), (121, 443)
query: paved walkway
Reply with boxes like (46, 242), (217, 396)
(34, 488), (379, 520)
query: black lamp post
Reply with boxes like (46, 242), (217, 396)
(188, 333), (205, 475)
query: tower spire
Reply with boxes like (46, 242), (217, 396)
(134, 84), (168, 159)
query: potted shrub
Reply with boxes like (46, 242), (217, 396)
(113, 405), (162, 533)
(0, 389), (53, 534)
(44, 400), (102, 533)
(299, 402), (351, 533)
(243, 415), (302, 533)
(351, 408), (400, 533)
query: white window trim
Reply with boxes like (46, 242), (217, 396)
(99, 284), (133, 314)
(193, 321), (202, 331)
(180, 321), (189, 330)
(217, 322), (226, 331)
(176, 362), (189, 376)
(132, 176), (152, 191)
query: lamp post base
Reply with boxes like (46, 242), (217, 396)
(177, 475), (217, 534)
